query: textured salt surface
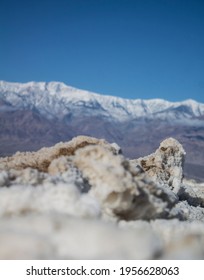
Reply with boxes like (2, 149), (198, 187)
(0, 136), (204, 259)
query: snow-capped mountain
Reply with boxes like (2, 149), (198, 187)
(0, 81), (204, 123)
(1, 81), (204, 181)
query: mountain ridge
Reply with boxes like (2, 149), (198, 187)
(1, 80), (204, 123)
(0, 80), (203, 105)
(0, 81), (204, 181)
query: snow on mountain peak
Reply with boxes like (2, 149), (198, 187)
(0, 81), (204, 122)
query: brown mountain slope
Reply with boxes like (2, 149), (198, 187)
(0, 110), (204, 180)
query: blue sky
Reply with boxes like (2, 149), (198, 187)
(1, 0), (204, 102)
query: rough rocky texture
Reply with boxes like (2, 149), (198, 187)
(0, 183), (100, 219)
(179, 179), (204, 207)
(0, 135), (119, 172)
(73, 145), (177, 220)
(134, 138), (186, 194)
(0, 136), (204, 259)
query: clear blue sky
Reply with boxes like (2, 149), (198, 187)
(1, 0), (204, 102)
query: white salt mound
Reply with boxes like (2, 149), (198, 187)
(0, 135), (204, 259)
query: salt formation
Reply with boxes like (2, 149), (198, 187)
(0, 135), (119, 172)
(73, 145), (177, 220)
(0, 136), (204, 259)
(179, 179), (204, 208)
(134, 138), (186, 193)
(0, 214), (163, 259)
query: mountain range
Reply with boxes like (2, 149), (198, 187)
(0, 81), (204, 180)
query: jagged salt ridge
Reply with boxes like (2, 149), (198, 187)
(0, 80), (204, 122)
(0, 136), (204, 259)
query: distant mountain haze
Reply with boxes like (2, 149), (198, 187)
(0, 81), (204, 181)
